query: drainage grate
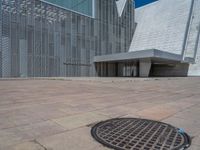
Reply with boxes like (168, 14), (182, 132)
(91, 118), (191, 150)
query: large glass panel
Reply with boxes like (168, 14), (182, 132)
(42, 0), (93, 17)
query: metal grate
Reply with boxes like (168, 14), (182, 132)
(91, 118), (191, 150)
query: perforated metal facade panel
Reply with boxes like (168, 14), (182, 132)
(0, 0), (135, 77)
(0, 0), (2, 77)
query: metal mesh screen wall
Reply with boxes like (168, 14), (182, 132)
(94, 0), (135, 76)
(0, 0), (2, 77)
(0, 0), (135, 77)
(95, 0), (135, 56)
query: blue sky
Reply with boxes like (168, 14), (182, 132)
(135, 0), (157, 8)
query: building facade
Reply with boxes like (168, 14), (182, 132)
(94, 0), (200, 77)
(0, 0), (135, 77)
(0, 0), (199, 78)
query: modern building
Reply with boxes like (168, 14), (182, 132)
(0, 0), (199, 77)
(0, 0), (135, 77)
(95, 0), (200, 77)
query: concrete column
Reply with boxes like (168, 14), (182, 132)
(139, 59), (151, 77)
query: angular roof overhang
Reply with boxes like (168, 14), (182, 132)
(94, 49), (194, 63)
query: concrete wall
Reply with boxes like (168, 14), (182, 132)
(187, 0), (200, 76)
(150, 63), (189, 77)
(188, 37), (200, 76)
(129, 0), (200, 77)
(139, 59), (151, 77)
(129, 0), (192, 55)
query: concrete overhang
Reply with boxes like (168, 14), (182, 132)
(94, 49), (194, 63)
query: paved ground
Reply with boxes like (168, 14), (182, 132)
(0, 77), (200, 150)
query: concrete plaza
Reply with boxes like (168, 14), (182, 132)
(0, 77), (200, 150)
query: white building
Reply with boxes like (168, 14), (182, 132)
(95, 0), (200, 77)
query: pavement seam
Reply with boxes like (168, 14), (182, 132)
(33, 139), (48, 150)
(160, 103), (198, 121)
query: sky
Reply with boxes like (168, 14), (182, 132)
(135, 0), (157, 8)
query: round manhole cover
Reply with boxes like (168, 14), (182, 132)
(91, 118), (191, 150)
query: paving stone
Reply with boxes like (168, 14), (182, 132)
(0, 108), (44, 129)
(52, 112), (109, 130)
(37, 127), (110, 150)
(174, 110), (200, 123)
(95, 105), (138, 118)
(0, 78), (200, 149)
(192, 135), (200, 146)
(167, 101), (195, 111)
(163, 117), (200, 137)
(7, 141), (45, 150)
(188, 144), (200, 150)
(137, 104), (177, 120)
(15, 121), (66, 139)
(122, 101), (156, 111)
(0, 121), (65, 148)
(0, 129), (26, 149)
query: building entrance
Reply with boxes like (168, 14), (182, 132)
(95, 62), (139, 77)
(118, 62), (139, 77)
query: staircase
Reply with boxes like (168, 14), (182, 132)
(183, 0), (200, 62)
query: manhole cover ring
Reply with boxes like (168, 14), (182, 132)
(91, 118), (191, 150)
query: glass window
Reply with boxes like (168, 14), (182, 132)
(42, 0), (93, 17)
